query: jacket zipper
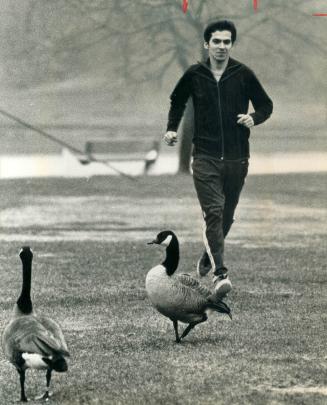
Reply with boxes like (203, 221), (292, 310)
(199, 60), (243, 160)
(217, 82), (224, 160)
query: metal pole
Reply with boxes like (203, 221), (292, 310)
(0, 108), (136, 180)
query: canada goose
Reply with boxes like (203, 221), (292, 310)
(146, 231), (231, 343)
(2, 247), (70, 402)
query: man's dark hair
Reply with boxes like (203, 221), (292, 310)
(203, 20), (237, 44)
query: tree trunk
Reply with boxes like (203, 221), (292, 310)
(178, 42), (206, 174)
(178, 100), (194, 173)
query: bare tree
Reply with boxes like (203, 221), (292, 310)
(3, 0), (326, 170)
(93, 0), (326, 172)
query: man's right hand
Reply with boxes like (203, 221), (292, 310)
(163, 131), (178, 146)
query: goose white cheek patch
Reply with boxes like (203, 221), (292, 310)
(161, 235), (173, 247)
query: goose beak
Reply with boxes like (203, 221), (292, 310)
(228, 312), (233, 320)
(147, 239), (158, 245)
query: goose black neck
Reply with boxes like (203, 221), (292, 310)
(162, 235), (179, 276)
(17, 258), (33, 314)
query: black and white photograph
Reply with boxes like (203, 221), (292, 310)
(0, 1), (326, 404)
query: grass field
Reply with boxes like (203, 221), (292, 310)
(0, 173), (326, 404)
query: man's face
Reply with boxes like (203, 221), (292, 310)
(205, 30), (233, 63)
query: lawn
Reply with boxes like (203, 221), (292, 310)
(0, 173), (326, 404)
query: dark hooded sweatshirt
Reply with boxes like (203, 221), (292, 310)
(167, 58), (273, 160)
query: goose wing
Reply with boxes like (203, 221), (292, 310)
(176, 273), (212, 298)
(37, 316), (69, 356)
(171, 273), (212, 313)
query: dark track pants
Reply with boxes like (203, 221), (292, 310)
(192, 157), (249, 271)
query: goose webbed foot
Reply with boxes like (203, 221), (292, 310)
(172, 320), (181, 343)
(35, 391), (53, 401)
(35, 392), (53, 401)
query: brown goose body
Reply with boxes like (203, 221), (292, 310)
(3, 314), (69, 370)
(146, 265), (213, 324)
(146, 231), (231, 343)
(1, 247), (69, 402)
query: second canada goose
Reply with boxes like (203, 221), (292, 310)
(2, 247), (70, 402)
(146, 230), (231, 343)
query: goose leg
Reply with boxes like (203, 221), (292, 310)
(44, 369), (52, 400)
(35, 369), (52, 401)
(180, 323), (195, 340)
(172, 320), (181, 343)
(18, 369), (27, 402)
(180, 314), (208, 340)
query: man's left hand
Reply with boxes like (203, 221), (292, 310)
(237, 114), (254, 128)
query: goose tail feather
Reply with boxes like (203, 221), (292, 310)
(43, 356), (68, 372)
(206, 300), (232, 319)
(52, 357), (68, 372)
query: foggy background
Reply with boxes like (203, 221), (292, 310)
(0, 4), (326, 402)
(0, 0), (326, 165)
